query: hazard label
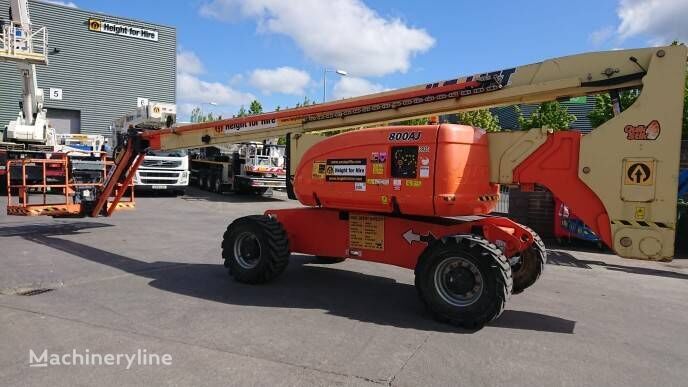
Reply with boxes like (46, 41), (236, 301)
(349, 214), (384, 251)
(624, 160), (654, 186)
(312, 161), (326, 179)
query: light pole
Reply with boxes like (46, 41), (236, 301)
(323, 68), (348, 103)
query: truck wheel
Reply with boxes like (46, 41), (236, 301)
(222, 215), (290, 284)
(415, 236), (512, 329)
(511, 226), (546, 294)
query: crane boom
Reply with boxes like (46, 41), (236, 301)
(1, 0), (50, 144)
(143, 47), (658, 151)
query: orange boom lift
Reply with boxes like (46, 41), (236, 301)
(7, 46), (687, 327)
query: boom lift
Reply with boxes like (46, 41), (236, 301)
(7, 46), (686, 327)
(1, 0), (51, 145)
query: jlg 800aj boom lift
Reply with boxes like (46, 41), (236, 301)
(7, 46), (686, 327)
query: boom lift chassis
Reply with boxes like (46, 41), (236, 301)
(8, 46), (687, 327)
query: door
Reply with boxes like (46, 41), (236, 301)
(47, 108), (81, 134)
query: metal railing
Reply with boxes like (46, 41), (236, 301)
(494, 185), (510, 214)
(0, 23), (48, 65)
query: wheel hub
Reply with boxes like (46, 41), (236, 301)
(434, 257), (484, 307)
(234, 232), (262, 269)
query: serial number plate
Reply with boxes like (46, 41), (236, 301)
(152, 185), (167, 189)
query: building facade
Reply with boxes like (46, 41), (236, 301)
(0, 0), (175, 136)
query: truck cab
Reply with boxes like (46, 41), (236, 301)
(133, 149), (189, 195)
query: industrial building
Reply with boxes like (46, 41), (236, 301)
(0, 0), (175, 136)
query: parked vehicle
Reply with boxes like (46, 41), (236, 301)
(190, 142), (286, 194)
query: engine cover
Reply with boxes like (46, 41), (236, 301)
(294, 124), (499, 217)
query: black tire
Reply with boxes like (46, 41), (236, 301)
(415, 235), (512, 329)
(315, 256), (346, 264)
(512, 226), (546, 294)
(221, 215), (290, 284)
(254, 187), (269, 195)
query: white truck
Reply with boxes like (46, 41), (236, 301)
(190, 142), (286, 194)
(112, 102), (189, 195)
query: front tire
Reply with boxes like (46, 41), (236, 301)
(222, 215), (290, 284)
(415, 236), (512, 329)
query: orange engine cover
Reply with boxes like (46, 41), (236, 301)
(294, 124), (499, 216)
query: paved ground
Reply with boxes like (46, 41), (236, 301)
(1, 187), (687, 386)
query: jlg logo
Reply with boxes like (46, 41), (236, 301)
(624, 120), (660, 140)
(388, 131), (422, 141)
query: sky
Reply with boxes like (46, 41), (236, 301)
(45, 0), (688, 120)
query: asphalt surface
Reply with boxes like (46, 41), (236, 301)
(1, 187), (687, 386)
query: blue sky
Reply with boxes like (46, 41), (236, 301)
(47, 0), (688, 120)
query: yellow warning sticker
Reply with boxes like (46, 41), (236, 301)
(349, 214), (384, 251)
(624, 159), (654, 186)
(372, 163), (385, 175)
(635, 207), (646, 220)
(405, 180), (422, 188)
(381, 195), (389, 205)
(312, 161), (326, 179)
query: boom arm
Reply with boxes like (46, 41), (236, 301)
(10, 0), (40, 126)
(110, 46), (686, 260)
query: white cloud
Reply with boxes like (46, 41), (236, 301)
(177, 51), (205, 75)
(199, 0), (435, 77)
(248, 67), (311, 95)
(41, 0), (78, 8)
(615, 0), (688, 44)
(178, 73), (255, 107)
(589, 26), (614, 46)
(176, 49), (255, 119)
(332, 77), (388, 100)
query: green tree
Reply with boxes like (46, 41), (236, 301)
(236, 105), (247, 117)
(517, 101), (576, 131)
(189, 107), (218, 123)
(190, 107), (203, 123)
(587, 90), (640, 129)
(456, 109), (501, 132)
(248, 100), (263, 115)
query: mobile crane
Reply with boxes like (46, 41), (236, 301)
(6, 45), (686, 328)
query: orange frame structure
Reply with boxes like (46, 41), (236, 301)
(6, 154), (136, 217)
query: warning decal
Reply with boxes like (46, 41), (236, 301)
(349, 214), (384, 251)
(624, 160), (654, 186)
(326, 159), (367, 182)
(312, 161), (326, 179)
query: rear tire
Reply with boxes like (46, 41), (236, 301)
(222, 215), (290, 284)
(511, 226), (546, 294)
(415, 235), (512, 329)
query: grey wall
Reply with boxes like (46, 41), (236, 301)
(0, 0), (175, 136)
